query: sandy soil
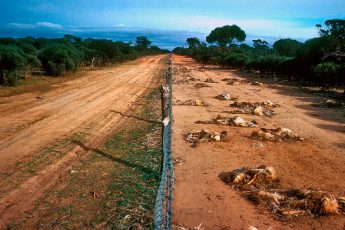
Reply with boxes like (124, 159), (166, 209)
(171, 55), (345, 229)
(0, 55), (167, 227)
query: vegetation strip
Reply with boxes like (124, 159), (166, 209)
(0, 35), (168, 86)
(174, 19), (344, 95)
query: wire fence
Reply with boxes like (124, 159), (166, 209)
(154, 56), (174, 230)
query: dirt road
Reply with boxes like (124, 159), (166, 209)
(172, 55), (345, 229)
(0, 55), (167, 227)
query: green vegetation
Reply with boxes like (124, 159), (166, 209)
(0, 35), (168, 85)
(206, 25), (246, 47)
(174, 19), (345, 93)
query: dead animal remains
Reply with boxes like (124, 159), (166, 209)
(312, 99), (345, 109)
(195, 83), (211, 88)
(221, 166), (345, 218)
(251, 127), (304, 141)
(173, 66), (191, 73)
(251, 81), (264, 86)
(229, 101), (279, 117)
(195, 115), (257, 127)
(214, 93), (238, 101)
(173, 99), (208, 106)
(248, 189), (343, 218)
(185, 129), (228, 147)
(222, 77), (249, 85)
(205, 78), (217, 83)
(221, 165), (279, 190)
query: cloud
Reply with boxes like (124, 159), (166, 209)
(8, 23), (36, 29)
(8, 21), (63, 30)
(36, 22), (63, 29)
(112, 24), (127, 28)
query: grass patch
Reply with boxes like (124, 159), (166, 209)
(93, 88), (162, 229)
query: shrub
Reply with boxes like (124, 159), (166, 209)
(0, 45), (27, 86)
(312, 62), (341, 90)
(38, 43), (81, 76)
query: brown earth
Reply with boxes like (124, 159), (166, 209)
(0, 55), (167, 228)
(172, 55), (345, 229)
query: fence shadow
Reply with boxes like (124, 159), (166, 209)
(110, 110), (161, 124)
(72, 140), (157, 175)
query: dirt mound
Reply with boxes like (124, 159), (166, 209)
(195, 83), (211, 88)
(251, 127), (304, 141)
(205, 78), (217, 83)
(229, 101), (279, 116)
(174, 99), (208, 106)
(221, 166), (345, 219)
(196, 115), (257, 127)
(185, 129), (228, 147)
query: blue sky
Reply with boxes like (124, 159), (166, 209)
(0, 0), (344, 49)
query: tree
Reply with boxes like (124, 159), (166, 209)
(206, 25), (246, 47)
(186, 37), (201, 49)
(273, 39), (302, 56)
(87, 39), (122, 64)
(64, 34), (82, 43)
(252, 39), (269, 49)
(316, 19), (345, 56)
(135, 36), (151, 51)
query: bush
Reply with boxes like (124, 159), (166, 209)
(312, 62), (341, 90)
(38, 43), (81, 76)
(0, 45), (27, 85)
(2, 70), (20, 86)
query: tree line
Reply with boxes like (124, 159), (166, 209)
(0, 35), (168, 86)
(173, 20), (345, 93)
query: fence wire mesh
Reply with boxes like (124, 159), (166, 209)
(154, 56), (174, 230)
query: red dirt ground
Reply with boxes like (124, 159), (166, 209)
(172, 55), (345, 229)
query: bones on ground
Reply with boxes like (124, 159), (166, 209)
(251, 127), (304, 141)
(222, 166), (345, 218)
(215, 93), (238, 101)
(185, 129), (228, 147)
(229, 101), (279, 117)
(173, 99), (208, 106)
(195, 115), (257, 127)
